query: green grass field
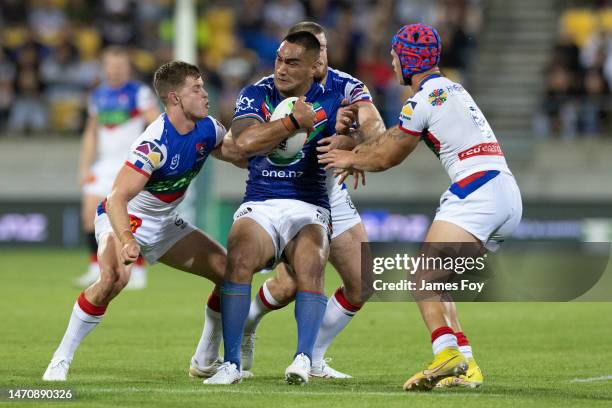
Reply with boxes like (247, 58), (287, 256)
(2, 249), (612, 407)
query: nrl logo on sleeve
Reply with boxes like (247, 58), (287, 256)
(401, 100), (417, 119)
(134, 141), (166, 167)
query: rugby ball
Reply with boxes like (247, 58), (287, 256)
(269, 97), (307, 159)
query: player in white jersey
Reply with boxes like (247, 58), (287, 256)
(43, 61), (242, 382)
(319, 23), (522, 391)
(77, 46), (160, 289)
(222, 22), (385, 379)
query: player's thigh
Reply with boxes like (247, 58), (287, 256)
(329, 223), (367, 284)
(227, 218), (277, 274)
(425, 220), (481, 243)
(284, 224), (329, 286)
(329, 222), (369, 303)
(82, 194), (104, 231)
(158, 229), (226, 283)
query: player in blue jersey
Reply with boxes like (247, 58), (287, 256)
(43, 61), (242, 382)
(203, 31), (344, 385)
(76, 46), (160, 290)
(232, 22), (386, 379)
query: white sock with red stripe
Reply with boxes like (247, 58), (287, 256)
(455, 331), (473, 359)
(431, 326), (458, 355)
(311, 287), (361, 367)
(192, 292), (223, 367)
(243, 282), (285, 335)
(53, 292), (106, 361)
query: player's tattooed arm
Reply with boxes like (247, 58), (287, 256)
(78, 115), (98, 185)
(215, 130), (248, 168)
(106, 165), (150, 265)
(318, 125), (419, 173)
(231, 97), (316, 159)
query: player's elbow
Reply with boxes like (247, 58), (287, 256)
(234, 136), (258, 158)
(106, 189), (128, 211)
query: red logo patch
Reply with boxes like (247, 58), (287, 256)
(458, 142), (503, 161)
(129, 214), (143, 233)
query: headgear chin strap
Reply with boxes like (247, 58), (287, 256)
(391, 23), (441, 85)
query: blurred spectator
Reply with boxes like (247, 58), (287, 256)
(0, 47), (16, 132)
(0, 0), (484, 135)
(538, 5), (612, 138)
(8, 68), (47, 134)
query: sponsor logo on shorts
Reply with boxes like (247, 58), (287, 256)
(174, 216), (186, 228)
(346, 195), (356, 210)
(458, 142), (503, 160)
(129, 214), (142, 233)
(236, 207), (252, 218)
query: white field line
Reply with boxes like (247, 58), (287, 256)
(570, 375), (612, 383)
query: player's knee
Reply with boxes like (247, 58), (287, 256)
(226, 252), (256, 282)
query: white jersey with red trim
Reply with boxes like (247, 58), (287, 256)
(398, 75), (511, 181)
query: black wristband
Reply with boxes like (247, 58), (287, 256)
(288, 113), (300, 130)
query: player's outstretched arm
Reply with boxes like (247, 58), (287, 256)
(318, 125), (419, 172)
(231, 96), (316, 159)
(105, 165), (150, 264)
(213, 131), (248, 168)
(354, 101), (386, 144)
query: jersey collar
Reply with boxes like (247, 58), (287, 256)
(305, 80), (324, 101)
(418, 73), (443, 91)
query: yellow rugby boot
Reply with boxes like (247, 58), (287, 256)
(436, 357), (483, 388)
(403, 348), (468, 391)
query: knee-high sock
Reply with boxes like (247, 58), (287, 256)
(312, 287), (361, 366)
(53, 292), (106, 361)
(431, 326), (458, 355)
(244, 282), (285, 335)
(221, 281), (251, 367)
(455, 331), (473, 359)
(192, 292), (223, 367)
(294, 291), (327, 362)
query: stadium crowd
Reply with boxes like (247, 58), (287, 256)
(0, 0), (482, 134)
(536, 1), (612, 138)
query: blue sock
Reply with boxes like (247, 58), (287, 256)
(294, 291), (327, 362)
(221, 281), (251, 367)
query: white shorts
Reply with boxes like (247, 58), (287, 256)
(233, 199), (332, 263)
(82, 161), (121, 197)
(330, 186), (362, 239)
(434, 171), (522, 251)
(94, 206), (196, 264)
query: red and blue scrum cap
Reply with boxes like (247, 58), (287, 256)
(391, 23), (441, 84)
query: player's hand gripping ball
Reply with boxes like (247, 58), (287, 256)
(270, 97), (310, 159)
